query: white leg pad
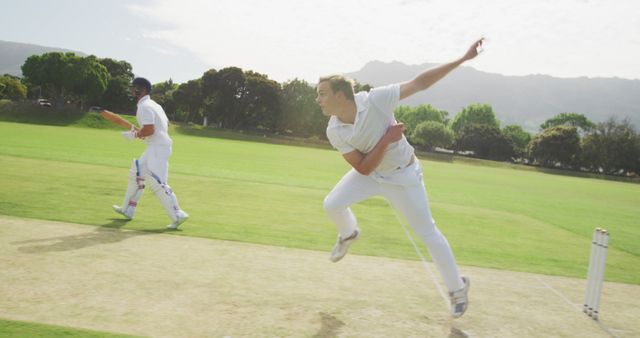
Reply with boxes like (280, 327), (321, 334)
(121, 159), (145, 218)
(146, 172), (183, 222)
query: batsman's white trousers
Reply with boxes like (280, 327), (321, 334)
(324, 161), (464, 292)
(138, 144), (171, 183)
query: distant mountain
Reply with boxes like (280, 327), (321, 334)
(0, 40), (86, 77)
(346, 61), (640, 131)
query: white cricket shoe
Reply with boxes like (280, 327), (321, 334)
(112, 205), (132, 219)
(450, 276), (470, 318)
(166, 210), (189, 230)
(330, 229), (360, 262)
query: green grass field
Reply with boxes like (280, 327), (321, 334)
(0, 319), (136, 338)
(0, 120), (639, 286)
(0, 319), (141, 338)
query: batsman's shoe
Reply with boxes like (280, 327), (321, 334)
(112, 205), (133, 219)
(330, 229), (360, 262)
(450, 276), (470, 318)
(166, 210), (189, 230)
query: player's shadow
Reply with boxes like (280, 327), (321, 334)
(449, 324), (469, 338)
(312, 312), (345, 338)
(12, 219), (171, 254)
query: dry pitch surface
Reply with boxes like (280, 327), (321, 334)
(0, 215), (638, 338)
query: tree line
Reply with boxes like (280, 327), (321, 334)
(2, 52), (638, 177)
(397, 105), (639, 176)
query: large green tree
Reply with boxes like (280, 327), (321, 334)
(97, 58), (134, 112)
(68, 55), (110, 110)
(395, 104), (448, 143)
(0, 75), (27, 101)
(213, 67), (247, 129)
(528, 126), (581, 168)
(22, 52), (74, 104)
(240, 70), (282, 131)
(21, 52), (110, 108)
(450, 103), (499, 135)
(152, 79), (179, 120)
(172, 79), (203, 123)
(394, 105), (412, 120)
(502, 125), (532, 159)
(411, 121), (454, 151)
(200, 68), (223, 126)
(540, 112), (594, 134)
(279, 78), (325, 136)
(454, 124), (513, 161)
(199, 67), (282, 131)
(581, 118), (639, 175)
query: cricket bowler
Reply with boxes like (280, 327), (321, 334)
(316, 39), (484, 318)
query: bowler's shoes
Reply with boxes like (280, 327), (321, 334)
(330, 229), (360, 262)
(112, 205), (132, 219)
(450, 276), (470, 318)
(167, 210), (189, 230)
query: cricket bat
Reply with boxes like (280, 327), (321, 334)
(100, 110), (135, 130)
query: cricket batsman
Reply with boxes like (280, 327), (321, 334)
(111, 77), (189, 230)
(316, 39), (484, 318)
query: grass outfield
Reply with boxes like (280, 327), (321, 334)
(0, 121), (638, 285)
(0, 318), (141, 338)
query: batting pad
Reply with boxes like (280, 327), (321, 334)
(121, 159), (145, 218)
(147, 172), (183, 222)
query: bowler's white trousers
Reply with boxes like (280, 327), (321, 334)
(323, 161), (464, 292)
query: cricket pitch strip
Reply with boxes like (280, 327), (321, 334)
(0, 215), (638, 337)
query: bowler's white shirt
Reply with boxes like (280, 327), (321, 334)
(326, 84), (415, 175)
(136, 95), (172, 146)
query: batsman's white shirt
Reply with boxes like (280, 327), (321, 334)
(326, 84), (414, 176)
(136, 95), (172, 146)
(136, 95), (172, 182)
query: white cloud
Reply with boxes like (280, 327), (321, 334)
(127, 0), (640, 82)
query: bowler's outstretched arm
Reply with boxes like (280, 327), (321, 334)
(399, 38), (483, 100)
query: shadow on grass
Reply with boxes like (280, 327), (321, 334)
(313, 312), (345, 338)
(11, 218), (172, 253)
(449, 325), (470, 338)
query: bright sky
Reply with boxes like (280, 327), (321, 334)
(3, 0), (639, 84)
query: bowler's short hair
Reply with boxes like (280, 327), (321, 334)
(318, 75), (355, 101)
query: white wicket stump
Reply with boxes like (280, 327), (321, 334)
(584, 228), (609, 320)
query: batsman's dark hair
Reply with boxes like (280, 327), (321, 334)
(132, 77), (152, 94)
